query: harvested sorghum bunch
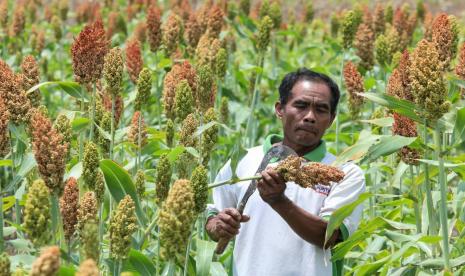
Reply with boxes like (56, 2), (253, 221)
(20, 55), (41, 108)
(103, 47), (124, 98)
(135, 68), (152, 111)
(0, 59), (31, 125)
(200, 108), (218, 166)
(256, 16), (273, 53)
(343, 61), (364, 119)
(276, 156), (345, 189)
(162, 13), (183, 56)
(31, 111), (68, 195)
(155, 153), (172, 205)
(162, 61), (197, 120)
(354, 23), (374, 71)
(125, 37), (143, 84)
(0, 252), (10, 276)
(30, 246), (60, 276)
(60, 177), (79, 242)
(147, 5), (162, 52)
(174, 80), (194, 122)
(158, 179), (196, 262)
(0, 98), (9, 158)
(82, 142), (100, 191)
(409, 39), (450, 122)
(128, 111), (147, 147)
(71, 19), (109, 86)
(109, 195), (137, 259)
(76, 259), (99, 276)
(23, 179), (51, 247)
(190, 165), (208, 213)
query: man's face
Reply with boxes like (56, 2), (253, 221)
(275, 80), (335, 149)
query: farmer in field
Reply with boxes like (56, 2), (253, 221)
(205, 68), (365, 276)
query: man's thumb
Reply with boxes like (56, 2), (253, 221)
(241, 214), (250, 222)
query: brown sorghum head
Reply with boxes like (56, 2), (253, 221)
(147, 5), (162, 52)
(77, 192), (98, 234)
(71, 19), (109, 86)
(30, 246), (60, 276)
(31, 111), (68, 196)
(134, 21), (147, 43)
(162, 61), (197, 120)
(184, 11), (202, 54)
(0, 0), (8, 30)
(60, 177), (79, 242)
(373, 3), (385, 37)
(103, 47), (124, 98)
(456, 43), (465, 80)
(409, 39), (450, 122)
(354, 23), (375, 71)
(0, 98), (9, 158)
(206, 5), (224, 38)
(76, 259), (99, 276)
(179, 113), (198, 148)
(392, 113), (419, 165)
(162, 13), (183, 56)
(102, 91), (124, 126)
(128, 111), (148, 148)
(125, 37), (143, 84)
(387, 69), (403, 99)
(174, 80), (194, 122)
(343, 61), (364, 119)
(195, 34), (221, 68)
(10, 4), (25, 37)
(21, 55), (41, 108)
(431, 13), (456, 71)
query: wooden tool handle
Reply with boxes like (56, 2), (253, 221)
(215, 237), (231, 254)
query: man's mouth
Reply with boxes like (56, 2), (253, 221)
(296, 127), (316, 134)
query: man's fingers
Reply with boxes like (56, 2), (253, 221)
(268, 169), (285, 185)
(224, 208), (241, 221)
(218, 213), (240, 228)
(241, 214), (250, 222)
(261, 171), (278, 187)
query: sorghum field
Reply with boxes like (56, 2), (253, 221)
(1, 0), (465, 275)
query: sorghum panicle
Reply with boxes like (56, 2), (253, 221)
(219, 96), (229, 124)
(409, 39), (450, 122)
(162, 13), (183, 56)
(385, 4), (393, 24)
(10, 4), (25, 37)
(239, 0), (250, 15)
(431, 13), (456, 71)
(354, 23), (375, 71)
(387, 69), (403, 99)
(128, 111), (148, 147)
(155, 153), (172, 205)
(102, 92), (124, 125)
(341, 10), (361, 49)
(195, 34), (221, 68)
(330, 13), (340, 37)
(343, 61), (364, 119)
(135, 169), (145, 199)
(147, 5), (162, 52)
(206, 5), (224, 38)
(77, 191), (98, 234)
(125, 37), (143, 84)
(373, 4), (385, 36)
(103, 47), (124, 97)
(82, 142), (100, 191)
(196, 65), (216, 112)
(185, 11), (202, 54)
(51, 16), (62, 41)
(60, 177), (79, 242)
(76, 259), (99, 276)
(0, 59), (32, 125)
(54, 114), (72, 159)
(456, 43), (465, 79)
(179, 113), (199, 148)
(256, 15), (273, 53)
(109, 195), (137, 259)
(158, 179), (196, 262)
(134, 21), (147, 43)
(0, 252), (10, 276)
(80, 219), (99, 262)
(96, 111), (111, 155)
(94, 170), (105, 204)
(0, 98), (9, 158)
(71, 19), (109, 86)
(135, 68), (152, 111)
(190, 165), (208, 213)
(23, 179), (51, 247)
(392, 113), (420, 165)
(174, 80), (194, 122)
(20, 55), (41, 108)
(30, 246), (60, 276)
(0, 0), (8, 29)
(200, 107), (218, 166)
(215, 48), (228, 80)
(31, 111), (68, 195)
(166, 119), (174, 147)
(162, 61), (197, 120)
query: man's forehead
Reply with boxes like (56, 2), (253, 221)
(290, 81), (331, 102)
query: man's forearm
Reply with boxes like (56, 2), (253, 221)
(270, 196), (339, 249)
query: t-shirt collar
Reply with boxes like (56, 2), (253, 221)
(262, 134), (326, 162)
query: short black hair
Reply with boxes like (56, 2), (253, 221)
(278, 68), (340, 114)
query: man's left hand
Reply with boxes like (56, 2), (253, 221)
(257, 167), (288, 205)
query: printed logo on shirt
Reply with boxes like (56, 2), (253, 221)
(314, 184), (331, 196)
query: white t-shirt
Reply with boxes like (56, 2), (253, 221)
(209, 143), (365, 276)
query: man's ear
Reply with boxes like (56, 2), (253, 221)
(275, 101), (283, 119)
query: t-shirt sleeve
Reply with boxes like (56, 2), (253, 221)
(208, 159), (239, 212)
(319, 162), (366, 237)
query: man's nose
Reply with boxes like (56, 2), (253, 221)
(303, 108), (316, 123)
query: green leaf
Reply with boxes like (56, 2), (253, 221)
(358, 117), (394, 127)
(417, 159), (465, 168)
(128, 249), (157, 276)
(58, 265), (77, 276)
(64, 162), (83, 180)
(100, 159), (147, 225)
(71, 117), (90, 132)
(324, 193), (372, 247)
(333, 130), (380, 165)
(453, 106), (465, 144)
(360, 135), (417, 164)
(196, 239), (216, 276)
(0, 160), (12, 167)
(210, 262), (228, 276)
(3, 196), (15, 212)
(27, 81), (89, 102)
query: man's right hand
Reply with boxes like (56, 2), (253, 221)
(206, 208), (250, 242)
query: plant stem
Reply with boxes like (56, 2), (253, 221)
(89, 83), (96, 141)
(141, 212), (158, 246)
(410, 165), (421, 234)
(137, 112), (142, 172)
(79, 101), (85, 161)
(245, 54), (264, 148)
(110, 98), (116, 160)
(0, 181), (4, 252)
(434, 124), (450, 270)
(336, 50), (345, 154)
(50, 194), (59, 245)
(422, 122), (436, 237)
(9, 128), (20, 225)
(183, 223), (195, 276)
(208, 175), (261, 189)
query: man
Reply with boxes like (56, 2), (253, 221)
(205, 68), (365, 276)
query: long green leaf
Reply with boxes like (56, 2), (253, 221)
(128, 249), (157, 276)
(100, 159), (147, 225)
(210, 262), (228, 276)
(196, 239), (216, 276)
(27, 81), (89, 102)
(361, 135), (417, 164)
(453, 106), (465, 144)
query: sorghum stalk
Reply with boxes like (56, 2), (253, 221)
(422, 121), (436, 237)
(110, 98), (115, 160)
(245, 54), (263, 148)
(434, 124), (450, 269)
(89, 82), (96, 140)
